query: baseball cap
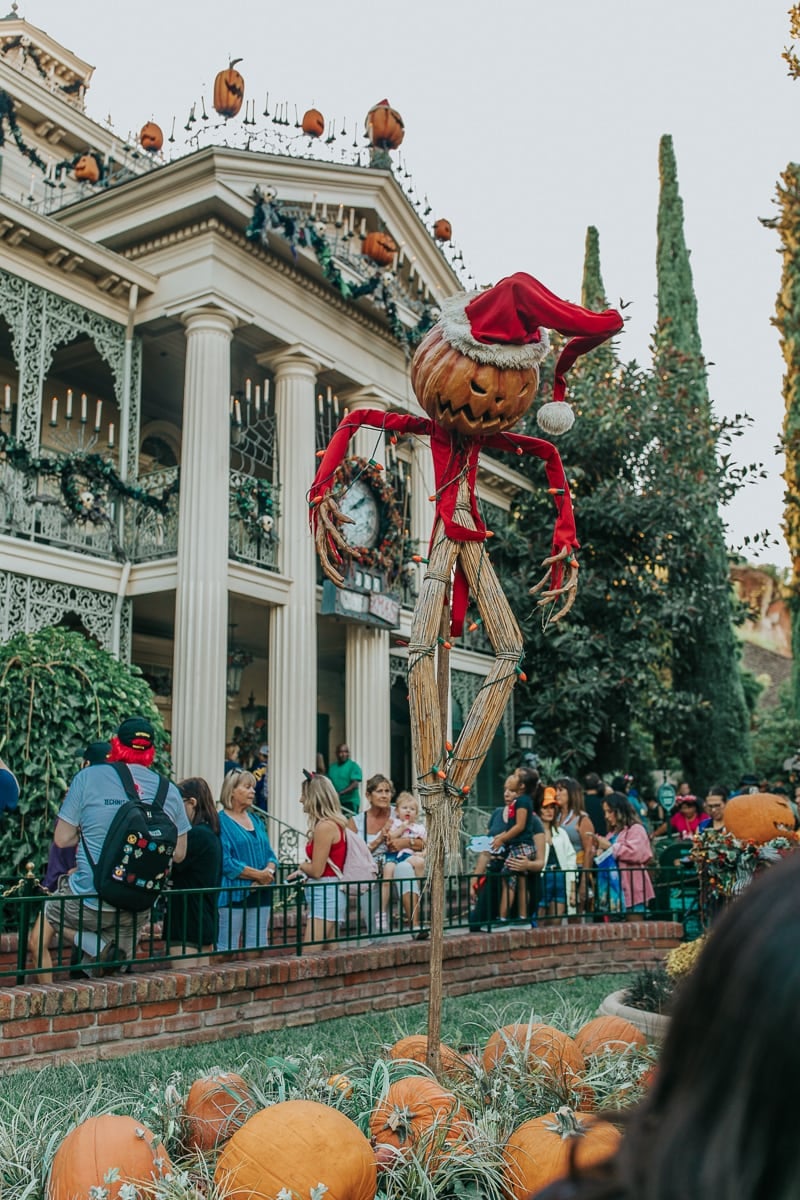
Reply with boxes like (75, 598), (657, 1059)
(259, 744), (269, 756)
(116, 716), (155, 751)
(82, 740), (111, 765)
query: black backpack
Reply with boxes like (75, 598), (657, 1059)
(81, 762), (179, 913)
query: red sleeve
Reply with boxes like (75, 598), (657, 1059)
(481, 431), (578, 561)
(310, 410), (431, 510)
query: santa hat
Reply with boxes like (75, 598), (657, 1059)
(437, 272), (624, 435)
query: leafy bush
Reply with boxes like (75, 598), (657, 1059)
(0, 626), (167, 878)
(622, 965), (674, 1015)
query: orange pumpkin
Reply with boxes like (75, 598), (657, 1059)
(327, 1073), (354, 1097)
(433, 218), (452, 242)
(483, 1023), (585, 1091)
(723, 792), (796, 845)
(362, 230), (397, 267)
(302, 108), (325, 137)
(387, 1035), (471, 1080)
(366, 99), (405, 149)
(48, 1115), (171, 1200)
(369, 1075), (471, 1164)
(139, 122), (164, 153)
(502, 1107), (620, 1200)
(411, 322), (539, 437)
(74, 154), (100, 183)
(215, 1100), (376, 1200)
(184, 1071), (253, 1151)
(214, 59), (245, 118)
(574, 1016), (647, 1058)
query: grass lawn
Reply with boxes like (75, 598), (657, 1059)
(2, 971), (633, 1101)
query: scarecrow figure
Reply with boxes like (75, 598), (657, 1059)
(311, 272), (622, 818)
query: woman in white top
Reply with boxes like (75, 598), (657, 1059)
(537, 786), (578, 919)
(555, 775), (595, 913)
(351, 773), (423, 935)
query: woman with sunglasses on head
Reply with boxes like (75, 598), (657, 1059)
(217, 768), (278, 952)
(286, 772), (349, 944)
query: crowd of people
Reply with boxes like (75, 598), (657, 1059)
(11, 711), (794, 976)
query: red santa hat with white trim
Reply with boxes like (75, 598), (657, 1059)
(437, 271), (624, 435)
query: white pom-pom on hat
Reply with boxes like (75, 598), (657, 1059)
(537, 401), (575, 436)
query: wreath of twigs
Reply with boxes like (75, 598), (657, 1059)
(231, 476), (279, 538)
(332, 456), (406, 582)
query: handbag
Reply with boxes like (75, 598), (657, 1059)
(326, 829), (379, 893)
(594, 845), (625, 914)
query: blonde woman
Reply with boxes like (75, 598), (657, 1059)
(287, 773), (349, 944)
(217, 769), (278, 952)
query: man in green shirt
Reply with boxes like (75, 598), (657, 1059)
(328, 743), (363, 816)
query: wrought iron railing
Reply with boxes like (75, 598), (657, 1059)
(0, 861), (704, 985)
(123, 466), (179, 560)
(0, 459), (117, 557)
(228, 470), (280, 570)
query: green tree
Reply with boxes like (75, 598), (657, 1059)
(0, 626), (167, 876)
(652, 134), (751, 791)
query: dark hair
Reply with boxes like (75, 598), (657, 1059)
(706, 785), (727, 801)
(555, 776), (585, 816)
(599, 852), (800, 1200)
(584, 772), (604, 794)
(603, 792), (640, 829)
(178, 777), (220, 835)
(516, 765), (544, 809)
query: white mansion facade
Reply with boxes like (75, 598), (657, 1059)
(0, 13), (527, 826)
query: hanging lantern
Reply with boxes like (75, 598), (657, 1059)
(213, 58), (245, 119)
(301, 108), (325, 138)
(365, 99), (404, 150)
(74, 154), (101, 183)
(433, 218), (452, 242)
(139, 122), (164, 153)
(362, 230), (398, 267)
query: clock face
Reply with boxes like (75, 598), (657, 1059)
(339, 478), (381, 549)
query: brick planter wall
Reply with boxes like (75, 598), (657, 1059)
(0, 921), (681, 1073)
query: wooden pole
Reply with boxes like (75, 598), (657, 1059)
(426, 600), (451, 1076)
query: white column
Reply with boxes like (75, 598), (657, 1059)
(268, 347), (321, 828)
(346, 624), (391, 800)
(342, 391), (391, 799)
(172, 307), (236, 795)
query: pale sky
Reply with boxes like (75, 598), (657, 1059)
(16, 0), (798, 566)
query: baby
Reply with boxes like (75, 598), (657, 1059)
(383, 791), (427, 877)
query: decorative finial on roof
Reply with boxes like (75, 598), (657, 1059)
(2, 1), (20, 18)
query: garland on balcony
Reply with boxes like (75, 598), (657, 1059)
(230, 476), (279, 539)
(0, 89), (47, 170)
(0, 429), (180, 526)
(0, 39), (85, 95)
(245, 186), (437, 351)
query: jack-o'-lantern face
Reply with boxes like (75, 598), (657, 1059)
(723, 792), (796, 845)
(301, 108), (325, 137)
(139, 122), (164, 153)
(411, 325), (539, 437)
(74, 154), (100, 183)
(362, 230), (397, 267)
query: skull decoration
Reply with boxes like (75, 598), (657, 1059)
(259, 514), (274, 535)
(79, 491), (94, 510)
(411, 324), (539, 437)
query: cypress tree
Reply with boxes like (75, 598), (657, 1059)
(653, 134), (750, 790)
(766, 164), (800, 706)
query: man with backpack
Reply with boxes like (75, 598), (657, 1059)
(29, 716), (189, 981)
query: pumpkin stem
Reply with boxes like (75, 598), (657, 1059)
(544, 1107), (586, 1141)
(229, 57), (243, 67)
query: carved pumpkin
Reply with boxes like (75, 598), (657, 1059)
(139, 122), (164, 153)
(387, 1035), (471, 1080)
(411, 324), (540, 437)
(366, 99), (405, 149)
(574, 1016), (647, 1058)
(433, 218), (452, 242)
(74, 154), (100, 183)
(184, 1071), (253, 1151)
(214, 59), (245, 119)
(502, 1107), (620, 1200)
(369, 1075), (471, 1165)
(723, 791), (796, 845)
(215, 1100), (376, 1200)
(48, 1115), (171, 1200)
(302, 108), (325, 137)
(362, 230), (397, 267)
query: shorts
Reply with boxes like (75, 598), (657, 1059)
(305, 879), (346, 924)
(503, 843), (536, 892)
(385, 851), (414, 865)
(539, 868), (568, 908)
(43, 874), (138, 957)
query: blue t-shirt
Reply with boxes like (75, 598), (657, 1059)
(58, 763), (190, 908)
(0, 768), (19, 815)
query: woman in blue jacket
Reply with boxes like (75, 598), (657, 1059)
(217, 768), (278, 951)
